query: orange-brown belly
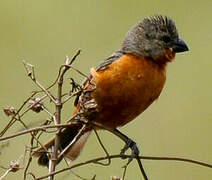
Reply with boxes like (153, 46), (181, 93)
(91, 54), (166, 129)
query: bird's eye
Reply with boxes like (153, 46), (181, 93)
(161, 36), (171, 43)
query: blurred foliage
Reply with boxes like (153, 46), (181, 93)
(0, 0), (211, 179)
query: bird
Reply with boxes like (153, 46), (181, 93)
(33, 15), (189, 168)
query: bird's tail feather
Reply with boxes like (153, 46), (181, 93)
(33, 122), (91, 166)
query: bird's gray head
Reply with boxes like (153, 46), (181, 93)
(121, 15), (189, 62)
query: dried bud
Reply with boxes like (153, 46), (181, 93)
(29, 97), (43, 113)
(27, 71), (32, 77)
(9, 160), (20, 172)
(111, 176), (122, 180)
(3, 107), (16, 117)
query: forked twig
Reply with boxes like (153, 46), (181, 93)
(47, 50), (81, 180)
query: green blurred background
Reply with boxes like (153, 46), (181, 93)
(0, 0), (212, 179)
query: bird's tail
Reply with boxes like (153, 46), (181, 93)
(33, 122), (91, 166)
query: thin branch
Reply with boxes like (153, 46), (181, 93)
(85, 120), (148, 179)
(122, 165), (127, 180)
(39, 49), (81, 92)
(0, 92), (37, 137)
(58, 124), (86, 161)
(0, 124), (74, 142)
(62, 90), (81, 104)
(1, 117), (212, 172)
(22, 61), (57, 104)
(108, 128), (148, 179)
(70, 66), (90, 79)
(69, 50), (81, 64)
(0, 168), (11, 180)
(135, 157), (148, 180)
(42, 106), (54, 117)
(23, 136), (34, 180)
(21, 95), (47, 117)
(44, 66), (64, 91)
(0, 156), (22, 180)
(31, 79), (56, 104)
(2, 117), (212, 177)
(48, 50), (81, 180)
(34, 154), (212, 180)
(26, 172), (36, 179)
(93, 129), (111, 166)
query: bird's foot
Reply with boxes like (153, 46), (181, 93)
(120, 138), (140, 164)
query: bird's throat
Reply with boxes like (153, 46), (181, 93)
(152, 48), (176, 65)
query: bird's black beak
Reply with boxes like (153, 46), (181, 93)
(172, 38), (189, 53)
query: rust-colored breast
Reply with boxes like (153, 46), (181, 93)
(88, 54), (167, 129)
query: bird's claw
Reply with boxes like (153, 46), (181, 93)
(120, 138), (140, 164)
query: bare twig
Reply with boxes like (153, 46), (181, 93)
(58, 124), (86, 161)
(23, 136), (34, 180)
(122, 165), (127, 180)
(0, 123), (74, 141)
(93, 129), (111, 166)
(1, 92), (37, 137)
(48, 50), (81, 180)
(70, 66), (90, 79)
(0, 156), (22, 180)
(84, 120), (148, 178)
(22, 95), (47, 116)
(1, 118), (212, 172)
(23, 61), (57, 104)
(62, 90), (81, 104)
(34, 153), (212, 180)
(0, 169), (11, 180)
